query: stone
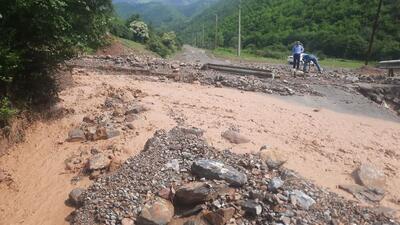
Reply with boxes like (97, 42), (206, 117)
(158, 187), (175, 201)
(339, 184), (385, 203)
(69, 188), (85, 207)
(221, 130), (250, 144)
(127, 123), (135, 130)
(241, 200), (262, 216)
(165, 159), (180, 173)
(353, 163), (386, 188)
(88, 154), (111, 170)
(137, 198), (174, 225)
(125, 114), (138, 122)
(191, 159), (247, 187)
(203, 208), (235, 225)
(121, 218), (135, 225)
(125, 104), (150, 115)
(290, 190), (316, 210)
(268, 177), (284, 192)
(260, 149), (286, 169)
(82, 116), (95, 124)
(67, 128), (86, 142)
(175, 182), (216, 205)
(93, 127), (120, 140)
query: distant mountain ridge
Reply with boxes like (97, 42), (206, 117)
(112, 0), (218, 31)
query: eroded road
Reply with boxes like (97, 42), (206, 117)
(0, 46), (399, 225)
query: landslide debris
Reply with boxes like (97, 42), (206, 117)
(69, 127), (398, 225)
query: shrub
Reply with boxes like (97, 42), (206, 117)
(0, 97), (17, 127)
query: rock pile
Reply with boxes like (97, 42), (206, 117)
(69, 127), (398, 225)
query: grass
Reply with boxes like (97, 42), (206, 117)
(116, 37), (154, 55)
(212, 47), (373, 69)
(212, 48), (286, 64)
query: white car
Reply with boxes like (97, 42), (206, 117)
(288, 53), (314, 65)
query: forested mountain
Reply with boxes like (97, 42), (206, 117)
(179, 0), (400, 60)
(113, 0), (218, 30)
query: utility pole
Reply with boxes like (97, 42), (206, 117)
(365, 0), (383, 65)
(238, 0), (242, 57)
(202, 24), (205, 48)
(214, 14), (218, 49)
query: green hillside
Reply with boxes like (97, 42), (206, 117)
(179, 0), (400, 60)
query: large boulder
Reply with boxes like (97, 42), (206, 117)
(137, 198), (174, 225)
(191, 159), (247, 187)
(175, 182), (216, 206)
(353, 163), (386, 188)
(221, 130), (250, 144)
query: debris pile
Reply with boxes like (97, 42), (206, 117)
(69, 127), (398, 225)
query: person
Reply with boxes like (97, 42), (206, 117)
(292, 41), (304, 70)
(302, 53), (322, 73)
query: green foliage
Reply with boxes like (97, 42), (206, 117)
(0, 97), (17, 127)
(0, 0), (112, 106)
(180, 0), (400, 61)
(110, 17), (133, 40)
(129, 20), (150, 42)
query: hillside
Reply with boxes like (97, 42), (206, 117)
(179, 0), (400, 60)
(113, 0), (218, 30)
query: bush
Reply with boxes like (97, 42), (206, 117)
(0, 0), (112, 106)
(0, 97), (17, 127)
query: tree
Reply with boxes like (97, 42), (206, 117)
(0, 0), (112, 106)
(129, 20), (150, 43)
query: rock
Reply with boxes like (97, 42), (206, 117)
(158, 187), (175, 201)
(88, 154), (111, 170)
(175, 182), (215, 205)
(353, 164), (386, 188)
(93, 127), (120, 140)
(67, 128), (86, 142)
(126, 104), (150, 115)
(137, 198), (174, 225)
(121, 218), (135, 225)
(69, 188), (85, 207)
(127, 123), (135, 130)
(260, 149), (286, 169)
(339, 185), (385, 203)
(203, 208), (235, 225)
(221, 130), (250, 144)
(82, 116), (95, 124)
(241, 200), (262, 216)
(290, 190), (316, 210)
(191, 159), (247, 187)
(268, 177), (284, 192)
(125, 114), (138, 122)
(165, 159), (180, 173)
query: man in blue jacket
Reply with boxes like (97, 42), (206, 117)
(302, 53), (322, 73)
(292, 41), (304, 70)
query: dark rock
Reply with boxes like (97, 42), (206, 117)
(175, 182), (216, 205)
(241, 200), (262, 216)
(268, 177), (284, 192)
(67, 129), (86, 142)
(191, 159), (247, 187)
(339, 184), (385, 203)
(221, 130), (250, 144)
(137, 198), (174, 225)
(69, 188), (85, 207)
